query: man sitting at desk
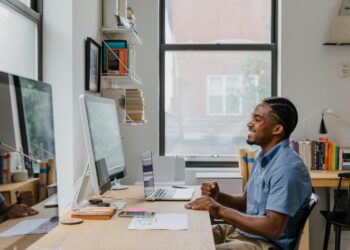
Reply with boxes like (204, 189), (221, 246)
(186, 97), (312, 250)
(0, 192), (38, 223)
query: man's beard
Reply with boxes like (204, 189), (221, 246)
(246, 139), (255, 145)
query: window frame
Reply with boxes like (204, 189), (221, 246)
(1, 0), (43, 80)
(159, 0), (278, 159)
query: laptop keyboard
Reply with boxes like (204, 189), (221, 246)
(147, 188), (176, 200)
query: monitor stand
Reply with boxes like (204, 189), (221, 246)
(72, 161), (94, 209)
(111, 178), (128, 190)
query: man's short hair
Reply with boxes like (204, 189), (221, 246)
(262, 97), (298, 139)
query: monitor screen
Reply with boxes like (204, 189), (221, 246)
(14, 75), (56, 165)
(0, 71), (56, 173)
(84, 95), (126, 182)
(0, 72), (18, 153)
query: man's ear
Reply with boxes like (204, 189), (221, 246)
(272, 124), (284, 137)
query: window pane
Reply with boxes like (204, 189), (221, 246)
(164, 51), (271, 156)
(209, 96), (223, 114)
(19, 0), (31, 8)
(0, 2), (38, 79)
(165, 0), (271, 44)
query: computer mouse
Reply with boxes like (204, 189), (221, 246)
(97, 202), (110, 207)
(89, 198), (103, 205)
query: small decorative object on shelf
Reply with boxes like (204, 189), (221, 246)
(85, 37), (101, 92)
(127, 7), (136, 29)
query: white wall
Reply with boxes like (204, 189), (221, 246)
(43, 0), (101, 214)
(281, 0), (350, 249)
(43, 0), (74, 214)
(121, 0), (159, 185)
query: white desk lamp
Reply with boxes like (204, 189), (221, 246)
(298, 108), (340, 134)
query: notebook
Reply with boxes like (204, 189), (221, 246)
(141, 151), (194, 201)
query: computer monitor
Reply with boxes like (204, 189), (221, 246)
(76, 94), (126, 207)
(0, 71), (21, 154)
(13, 75), (56, 166)
(0, 71), (56, 170)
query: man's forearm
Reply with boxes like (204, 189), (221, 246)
(217, 206), (284, 240)
(217, 192), (246, 212)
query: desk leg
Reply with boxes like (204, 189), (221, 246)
(299, 219), (309, 250)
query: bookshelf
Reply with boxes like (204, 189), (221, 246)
(101, 27), (142, 45)
(100, 20), (145, 125)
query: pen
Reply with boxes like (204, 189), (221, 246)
(172, 185), (187, 189)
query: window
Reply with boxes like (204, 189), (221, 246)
(160, 0), (277, 159)
(0, 0), (42, 80)
(207, 75), (243, 116)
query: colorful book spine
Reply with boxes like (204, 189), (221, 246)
(118, 48), (128, 76)
(291, 138), (343, 171)
(2, 153), (10, 184)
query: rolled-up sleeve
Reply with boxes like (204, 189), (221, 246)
(265, 163), (310, 217)
(0, 194), (4, 205)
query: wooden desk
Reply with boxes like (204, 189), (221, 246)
(0, 196), (58, 250)
(300, 170), (350, 250)
(0, 178), (39, 205)
(28, 186), (215, 250)
(310, 170), (350, 187)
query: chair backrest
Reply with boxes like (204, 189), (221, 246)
(238, 148), (256, 191)
(293, 193), (319, 250)
(332, 172), (350, 223)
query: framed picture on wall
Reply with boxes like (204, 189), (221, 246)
(85, 37), (101, 92)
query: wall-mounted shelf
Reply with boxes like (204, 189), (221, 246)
(121, 120), (148, 126)
(101, 27), (142, 45)
(101, 75), (142, 88)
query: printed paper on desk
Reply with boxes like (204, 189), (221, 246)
(0, 218), (57, 237)
(128, 213), (188, 230)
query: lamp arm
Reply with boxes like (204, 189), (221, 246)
(297, 109), (323, 128)
(0, 141), (41, 164)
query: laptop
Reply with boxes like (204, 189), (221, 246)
(141, 151), (194, 201)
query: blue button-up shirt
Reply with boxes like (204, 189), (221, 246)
(0, 194), (4, 205)
(236, 139), (312, 249)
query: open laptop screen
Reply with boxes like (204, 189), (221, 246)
(141, 151), (155, 195)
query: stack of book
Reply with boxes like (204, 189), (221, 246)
(102, 40), (135, 77)
(125, 89), (145, 123)
(290, 138), (348, 170)
(101, 88), (145, 123)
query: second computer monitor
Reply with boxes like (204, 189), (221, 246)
(80, 94), (126, 192)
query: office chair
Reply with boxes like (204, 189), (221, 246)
(292, 193), (319, 250)
(320, 172), (350, 250)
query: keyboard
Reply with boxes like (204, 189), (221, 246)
(146, 188), (176, 200)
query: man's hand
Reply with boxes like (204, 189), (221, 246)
(185, 196), (222, 219)
(5, 204), (38, 220)
(201, 182), (220, 200)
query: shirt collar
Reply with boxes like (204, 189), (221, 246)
(257, 139), (289, 167)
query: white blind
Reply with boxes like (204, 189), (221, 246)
(0, 1), (37, 79)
